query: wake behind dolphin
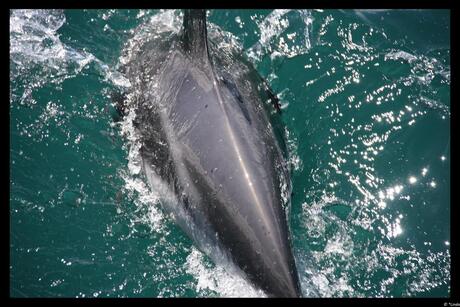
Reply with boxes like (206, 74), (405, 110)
(119, 9), (302, 297)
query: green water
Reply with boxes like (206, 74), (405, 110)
(10, 9), (450, 297)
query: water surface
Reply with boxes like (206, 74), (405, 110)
(10, 9), (450, 297)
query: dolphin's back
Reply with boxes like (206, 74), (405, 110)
(125, 9), (301, 297)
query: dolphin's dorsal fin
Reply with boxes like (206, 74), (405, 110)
(182, 9), (209, 60)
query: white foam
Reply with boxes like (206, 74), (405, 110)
(10, 9), (131, 91)
(120, 9), (181, 67)
(245, 10), (313, 64)
(384, 50), (418, 63)
(185, 247), (266, 297)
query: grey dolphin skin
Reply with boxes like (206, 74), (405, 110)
(122, 9), (302, 297)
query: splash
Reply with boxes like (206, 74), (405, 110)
(246, 10), (314, 64)
(185, 247), (265, 297)
(10, 9), (131, 105)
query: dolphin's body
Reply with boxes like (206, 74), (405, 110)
(121, 10), (301, 297)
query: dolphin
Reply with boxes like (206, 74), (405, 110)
(120, 9), (301, 297)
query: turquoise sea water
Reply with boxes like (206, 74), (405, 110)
(10, 9), (450, 297)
